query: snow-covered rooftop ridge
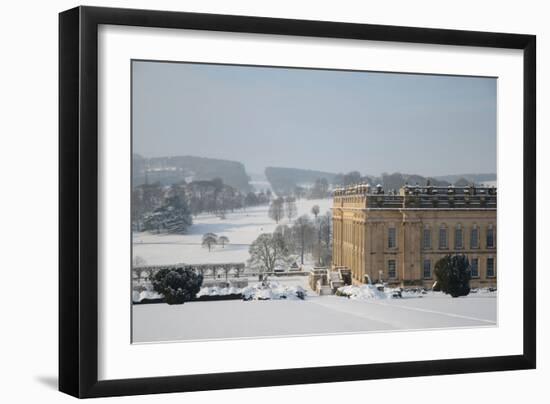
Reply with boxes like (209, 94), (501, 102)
(332, 183), (497, 210)
(333, 183), (497, 197)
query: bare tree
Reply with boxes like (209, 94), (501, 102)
(292, 215), (316, 264)
(274, 224), (295, 253)
(201, 232), (218, 252)
(285, 196), (297, 223)
(222, 265), (232, 282)
(248, 233), (290, 276)
(313, 212), (332, 266)
(268, 197), (284, 223)
(218, 235), (229, 248)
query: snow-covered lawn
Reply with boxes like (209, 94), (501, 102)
(132, 292), (497, 343)
(133, 198), (332, 265)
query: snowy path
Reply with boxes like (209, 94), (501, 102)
(132, 294), (496, 343)
(133, 198), (332, 265)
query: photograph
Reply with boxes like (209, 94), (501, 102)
(130, 60), (498, 343)
(0, 0), (542, 401)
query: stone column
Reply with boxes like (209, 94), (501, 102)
(363, 217), (370, 283)
(409, 219), (422, 284)
(399, 220), (406, 286)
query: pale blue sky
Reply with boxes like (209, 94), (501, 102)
(132, 60), (496, 177)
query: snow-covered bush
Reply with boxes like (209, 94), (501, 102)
(336, 284), (388, 300)
(132, 289), (163, 303)
(241, 281), (307, 301)
(196, 286), (241, 297)
(152, 267), (203, 305)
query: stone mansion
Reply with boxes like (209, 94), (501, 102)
(332, 183), (497, 288)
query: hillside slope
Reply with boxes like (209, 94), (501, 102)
(133, 155), (251, 191)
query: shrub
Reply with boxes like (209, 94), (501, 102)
(335, 289), (350, 298)
(152, 267), (203, 305)
(434, 255), (471, 297)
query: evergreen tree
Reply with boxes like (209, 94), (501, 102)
(152, 267), (203, 305)
(142, 189), (192, 234)
(434, 254), (471, 297)
(311, 204), (320, 219)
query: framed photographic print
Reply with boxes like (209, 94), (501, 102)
(59, 6), (536, 398)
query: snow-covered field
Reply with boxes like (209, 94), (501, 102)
(132, 291), (497, 343)
(133, 198), (332, 265)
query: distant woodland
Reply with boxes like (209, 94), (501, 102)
(131, 154), (496, 222)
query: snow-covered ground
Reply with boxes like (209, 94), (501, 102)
(133, 198), (332, 265)
(132, 292), (497, 343)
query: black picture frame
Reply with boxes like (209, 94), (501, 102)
(59, 5), (536, 398)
